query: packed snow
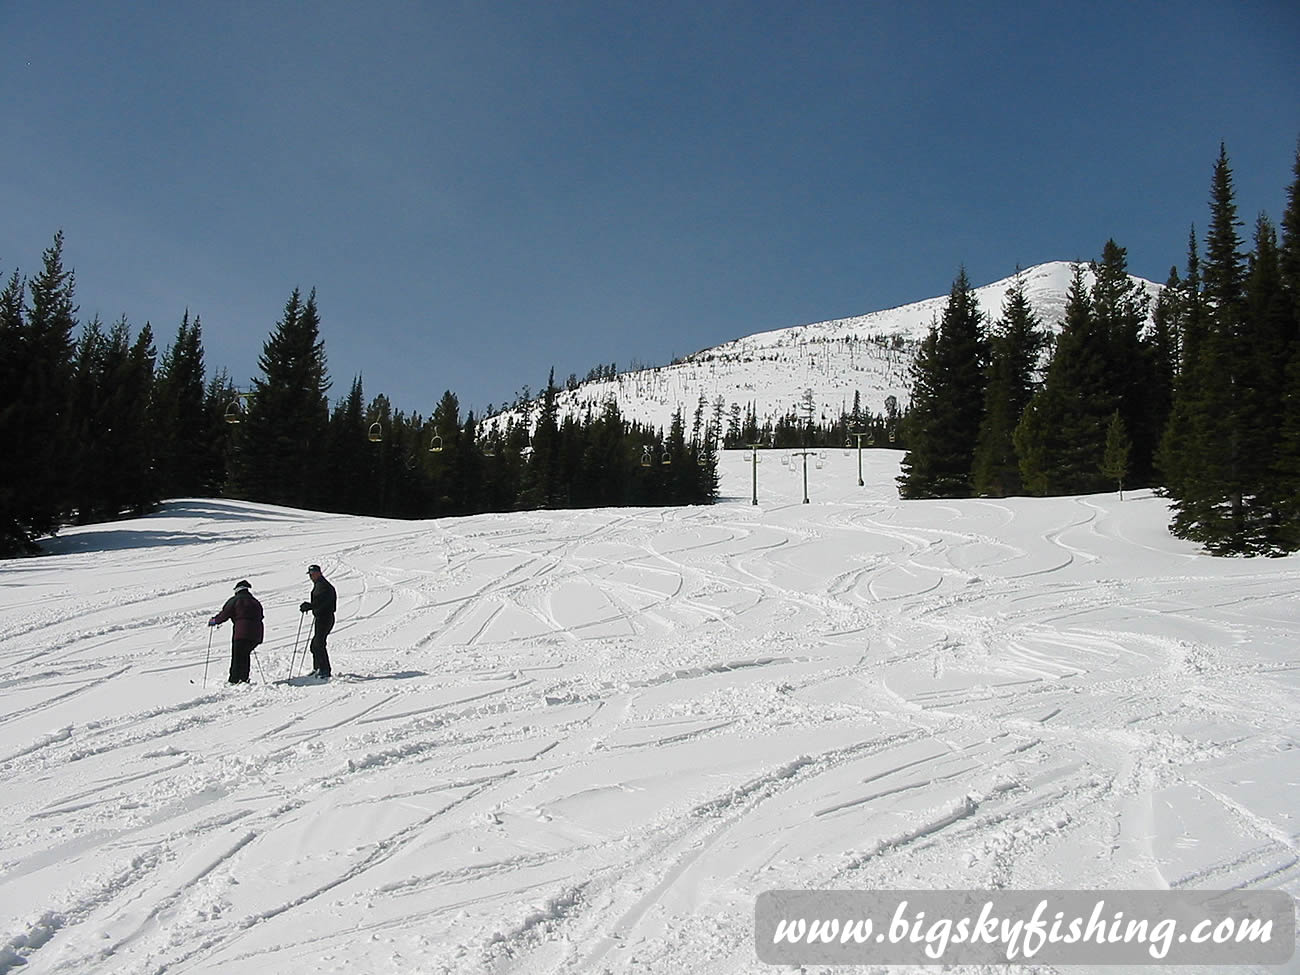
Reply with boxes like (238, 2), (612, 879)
(1, 450), (1297, 974)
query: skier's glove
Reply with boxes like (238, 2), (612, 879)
(300, 602), (312, 613)
(208, 618), (218, 626)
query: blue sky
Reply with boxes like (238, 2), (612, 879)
(3, 1), (1298, 418)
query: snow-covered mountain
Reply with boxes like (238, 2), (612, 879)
(488, 261), (1162, 436)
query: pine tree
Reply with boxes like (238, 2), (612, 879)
(118, 321), (158, 514)
(1243, 214), (1293, 548)
(0, 269), (29, 553)
(1156, 233), (1205, 500)
(898, 269), (988, 498)
(68, 316), (108, 524)
(1167, 145), (1258, 552)
(18, 232), (79, 542)
(1090, 240), (1157, 483)
(204, 369), (239, 493)
(1147, 266), (1181, 475)
(363, 393), (396, 515)
(1271, 142), (1300, 548)
(429, 389), (466, 513)
(897, 325), (940, 495)
(1015, 263), (1114, 495)
(1101, 411), (1132, 499)
(325, 375), (369, 514)
(520, 369), (561, 509)
(63, 317), (156, 521)
(229, 288), (332, 506)
(154, 313), (214, 498)
(973, 271), (1046, 496)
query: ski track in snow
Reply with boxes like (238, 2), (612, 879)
(1, 459), (1298, 975)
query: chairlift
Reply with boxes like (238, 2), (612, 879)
(640, 446), (653, 468)
(367, 422), (383, 443)
(429, 434), (444, 453)
(224, 399), (243, 424)
(661, 451), (672, 466)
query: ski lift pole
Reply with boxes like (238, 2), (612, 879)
(847, 430), (871, 487)
(790, 449), (817, 504)
(746, 442), (765, 506)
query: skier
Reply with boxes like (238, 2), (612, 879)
(209, 580), (264, 684)
(299, 563), (336, 679)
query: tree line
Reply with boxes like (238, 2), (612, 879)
(5, 142), (1296, 557)
(0, 252), (718, 556)
(900, 143), (1300, 555)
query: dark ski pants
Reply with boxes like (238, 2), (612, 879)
(310, 613), (334, 677)
(229, 638), (256, 684)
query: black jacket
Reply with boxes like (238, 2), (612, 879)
(303, 576), (337, 617)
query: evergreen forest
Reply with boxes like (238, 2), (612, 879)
(900, 143), (1300, 556)
(0, 265), (719, 556)
(3, 143), (1298, 557)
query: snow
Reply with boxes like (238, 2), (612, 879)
(1, 450), (1297, 975)
(488, 261), (1163, 436)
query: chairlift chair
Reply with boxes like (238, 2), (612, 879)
(367, 422), (383, 443)
(224, 399), (243, 424)
(429, 434), (444, 453)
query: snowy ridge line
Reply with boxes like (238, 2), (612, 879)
(485, 260), (1161, 435)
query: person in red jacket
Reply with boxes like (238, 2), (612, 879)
(209, 580), (265, 684)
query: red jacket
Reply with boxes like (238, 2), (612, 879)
(212, 590), (264, 644)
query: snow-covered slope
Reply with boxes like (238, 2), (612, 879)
(1, 453), (1295, 974)
(489, 261), (1161, 435)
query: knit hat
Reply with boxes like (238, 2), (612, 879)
(307, 564), (322, 574)
(234, 580), (251, 591)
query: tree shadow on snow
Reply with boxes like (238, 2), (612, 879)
(37, 500), (305, 556)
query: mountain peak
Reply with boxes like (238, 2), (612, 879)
(493, 261), (1161, 435)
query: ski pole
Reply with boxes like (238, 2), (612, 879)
(287, 613), (305, 681)
(252, 648), (267, 684)
(295, 618), (315, 679)
(203, 627), (214, 688)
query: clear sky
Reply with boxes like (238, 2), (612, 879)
(3, 1), (1298, 418)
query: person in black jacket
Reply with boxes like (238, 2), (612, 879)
(210, 580), (264, 684)
(299, 564), (336, 679)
